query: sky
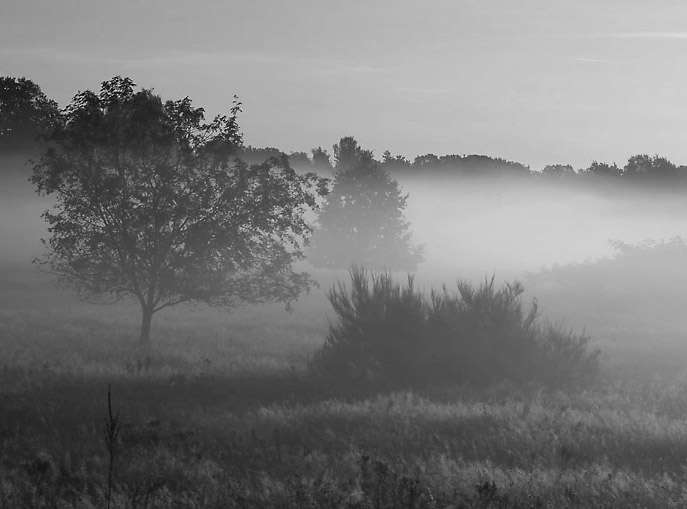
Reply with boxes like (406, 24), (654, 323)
(3, 0), (687, 169)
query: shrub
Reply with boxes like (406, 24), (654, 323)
(525, 237), (687, 332)
(310, 267), (600, 391)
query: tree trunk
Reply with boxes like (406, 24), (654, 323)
(139, 306), (154, 344)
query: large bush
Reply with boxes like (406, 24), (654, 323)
(310, 267), (600, 390)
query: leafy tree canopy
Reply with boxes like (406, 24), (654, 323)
(31, 76), (328, 343)
(541, 164), (576, 178)
(311, 147), (333, 174)
(584, 161), (621, 178)
(405, 152), (531, 178)
(235, 145), (286, 166)
(623, 154), (678, 180)
(381, 150), (412, 172)
(0, 76), (61, 156)
(287, 151), (312, 172)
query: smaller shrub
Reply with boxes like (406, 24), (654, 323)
(310, 268), (429, 390)
(310, 267), (600, 391)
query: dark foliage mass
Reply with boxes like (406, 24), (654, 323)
(31, 76), (328, 343)
(311, 267), (600, 391)
(234, 146), (333, 175)
(403, 152), (532, 178)
(308, 137), (423, 271)
(0, 76), (61, 156)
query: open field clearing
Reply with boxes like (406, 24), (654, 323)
(2, 270), (687, 507)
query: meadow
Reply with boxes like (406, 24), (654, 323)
(3, 260), (687, 508)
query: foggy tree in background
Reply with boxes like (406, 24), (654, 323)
(0, 76), (61, 156)
(31, 76), (328, 343)
(311, 147), (333, 174)
(541, 164), (576, 179)
(332, 136), (364, 173)
(308, 137), (423, 271)
(381, 150), (412, 173)
(235, 145), (285, 166)
(584, 161), (621, 178)
(409, 153), (530, 177)
(287, 151), (312, 172)
(622, 154), (678, 182)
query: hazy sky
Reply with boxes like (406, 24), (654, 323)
(3, 0), (687, 169)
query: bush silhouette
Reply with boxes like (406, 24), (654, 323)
(311, 267), (599, 390)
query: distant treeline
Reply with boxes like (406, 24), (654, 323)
(3, 75), (687, 187)
(242, 145), (687, 188)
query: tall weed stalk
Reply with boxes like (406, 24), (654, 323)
(104, 384), (122, 509)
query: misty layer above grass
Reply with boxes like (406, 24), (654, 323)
(401, 176), (687, 275)
(525, 237), (687, 335)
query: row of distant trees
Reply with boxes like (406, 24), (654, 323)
(4, 76), (687, 186)
(539, 157), (687, 183)
(308, 151), (687, 185)
(238, 146), (687, 184)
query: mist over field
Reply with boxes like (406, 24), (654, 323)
(3, 162), (686, 273)
(5, 0), (687, 500)
(0, 174), (48, 265)
(402, 176), (687, 277)
(3, 151), (687, 332)
(3, 149), (687, 376)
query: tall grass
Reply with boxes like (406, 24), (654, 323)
(5, 265), (687, 507)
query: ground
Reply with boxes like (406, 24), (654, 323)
(3, 266), (687, 508)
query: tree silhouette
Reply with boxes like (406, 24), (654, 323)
(541, 164), (575, 178)
(623, 154), (678, 182)
(308, 137), (423, 271)
(381, 150), (412, 173)
(409, 153), (529, 177)
(287, 151), (312, 172)
(0, 76), (60, 156)
(311, 147), (333, 174)
(31, 76), (328, 343)
(584, 161), (621, 178)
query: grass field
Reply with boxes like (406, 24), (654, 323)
(3, 265), (687, 508)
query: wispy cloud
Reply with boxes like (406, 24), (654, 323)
(573, 57), (611, 64)
(0, 47), (288, 68)
(605, 32), (687, 39)
(395, 87), (455, 95)
(319, 65), (385, 76)
(0, 47), (388, 79)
